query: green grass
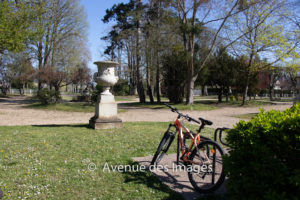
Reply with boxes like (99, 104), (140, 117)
(61, 95), (74, 101)
(216, 99), (273, 107)
(271, 98), (294, 102)
(233, 113), (258, 120)
(0, 122), (217, 199)
(25, 102), (126, 113)
(120, 99), (273, 111)
(115, 96), (137, 102)
(120, 102), (218, 111)
(194, 95), (218, 100)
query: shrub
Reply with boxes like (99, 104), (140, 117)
(113, 79), (130, 96)
(224, 104), (300, 200)
(37, 88), (61, 104)
(162, 46), (187, 103)
(91, 84), (103, 103)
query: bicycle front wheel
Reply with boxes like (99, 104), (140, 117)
(151, 131), (175, 166)
(187, 140), (225, 193)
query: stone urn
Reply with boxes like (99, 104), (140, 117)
(89, 61), (123, 129)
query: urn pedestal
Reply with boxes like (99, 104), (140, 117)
(89, 61), (123, 129)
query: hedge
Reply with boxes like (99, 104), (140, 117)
(224, 104), (300, 200)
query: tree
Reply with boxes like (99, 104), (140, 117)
(6, 53), (35, 95)
(102, 0), (146, 103)
(32, 0), (89, 90)
(227, 0), (299, 105)
(162, 46), (187, 103)
(0, 0), (37, 54)
(208, 47), (238, 102)
(173, 0), (207, 104)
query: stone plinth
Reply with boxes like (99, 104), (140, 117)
(89, 93), (122, 129)
(89, 116), (122, 129)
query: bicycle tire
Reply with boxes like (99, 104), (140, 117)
(187, 140), (225, 193)
(151, 131), (175, 165)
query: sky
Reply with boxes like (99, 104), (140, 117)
(80, 0), (127, 72)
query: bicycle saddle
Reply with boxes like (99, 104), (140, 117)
(198, 117), (213, 125)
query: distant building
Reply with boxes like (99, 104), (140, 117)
(257, 71), (270, 89)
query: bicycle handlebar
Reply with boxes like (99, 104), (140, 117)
(164, 103), (200, 124)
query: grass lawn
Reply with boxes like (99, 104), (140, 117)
(271, 98), (294, 102)
(0, 122), (219, 200)
(25, 102), (126, 113)
(233, 113), (258, 120)
(216, 99), (273, 107)
(119, 102), (218, 111)
(120, 99), (273, 111)
(115, 96), (137, 102)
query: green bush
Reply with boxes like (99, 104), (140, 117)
(91, 84), (103, 103)
(224, 104), (300, 200)
(113, 79), (130, 96)
(162, 46), (187, 103)
(37, 88), (61, 104)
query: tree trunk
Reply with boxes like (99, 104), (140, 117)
(135, 0), (146, 103)
(186, 75), (197, 105)
(38, 41), (43, 90)
(269, 87), (273, 101)
(19, 84), (24, 95)
(242, 74), (250, 106)
(145, 35), (154, 103)
(218, 87), (223, 103)
(156, 51), (161, 103)
(54, 84), (59, 92)
(225, 86), (229, 102)
(204, 86), (208, 96)
(242, 51), (254, 106)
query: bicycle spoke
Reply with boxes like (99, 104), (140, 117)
(188, 141), (225, 193)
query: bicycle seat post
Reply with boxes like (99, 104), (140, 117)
(198, 122), (205, 133)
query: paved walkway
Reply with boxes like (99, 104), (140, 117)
(134, 154), (227, 200)
(0, 96), (292, 127)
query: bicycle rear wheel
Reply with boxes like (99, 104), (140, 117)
(151, 131), (175, 165)
(187, 140), (225, 193)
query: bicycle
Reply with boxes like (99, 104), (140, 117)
(151, 103), (225, 193)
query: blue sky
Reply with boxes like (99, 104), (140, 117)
(80, 0), (127, 72)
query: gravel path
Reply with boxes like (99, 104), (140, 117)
(0, 96), (292, 128)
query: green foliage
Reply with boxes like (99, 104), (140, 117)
(162, 46), (187, 103)
(91, 81), (130, 103)
(91, 84), (103, 103)
(231, 56), (259, 96)
(113, 79), (130, 96)
(36, 89), (61, 105)
(224, 104), (300, 200)
(0, 1), (38, 53)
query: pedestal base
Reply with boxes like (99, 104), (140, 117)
(89, 116), (123, 129)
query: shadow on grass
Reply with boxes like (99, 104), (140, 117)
(31, 124), (93, 129)
(0, 95), (38, 105)
(122, 161), (184, 200)
(119, 101), (219, 111)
